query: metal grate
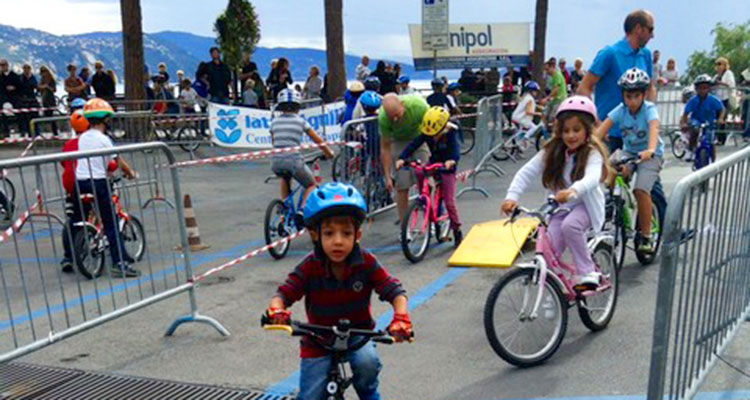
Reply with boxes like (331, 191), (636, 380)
(0, 363), (295, 400)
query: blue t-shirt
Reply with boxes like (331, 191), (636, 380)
(590, 38), (653, 137)
(684, 94), (724, 125)
(608, 101), (663, 157)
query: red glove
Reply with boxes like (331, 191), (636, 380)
(266, 308), (292, 325)
(387, 313), (413, 342)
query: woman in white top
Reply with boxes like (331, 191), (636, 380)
(511, 80), (548, 142)
(713, 57), (736, 144)
(661, 58), (680, 86)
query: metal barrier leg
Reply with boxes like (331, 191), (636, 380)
(457, 174), (490, 198)
(165, 289), (230, 337)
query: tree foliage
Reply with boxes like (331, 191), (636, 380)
(214, 0), (261, 73)
(683, 20), (750, 85)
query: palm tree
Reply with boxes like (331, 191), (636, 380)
(532, 0), (548, 90)
(324, 0), (346, 100)
(120, 0), (146, 104)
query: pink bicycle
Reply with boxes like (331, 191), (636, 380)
(400, 161), (452, 263)
(483, 197), (618, 367)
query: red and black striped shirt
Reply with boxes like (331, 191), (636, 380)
(276, 248), (406, 358)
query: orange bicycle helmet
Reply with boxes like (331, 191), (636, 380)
(70, 109), (90, 133)
(82, 98), (115, 119)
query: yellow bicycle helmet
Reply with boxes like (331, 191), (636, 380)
(420, 106), (450, 136)
(82, 98), (115, 120)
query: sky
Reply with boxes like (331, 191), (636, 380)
(1, 0), (749, 71)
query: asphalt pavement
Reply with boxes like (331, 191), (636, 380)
(2, 138), (749, 399)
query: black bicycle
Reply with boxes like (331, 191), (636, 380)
(0, 175), (16, 229)
(262, 317), (398, 400)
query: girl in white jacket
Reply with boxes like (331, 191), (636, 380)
(501, 96), (610, 289)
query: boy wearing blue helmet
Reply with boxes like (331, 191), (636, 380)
(266, 182), (412, 400)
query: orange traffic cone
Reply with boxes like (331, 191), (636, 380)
(177, 194), (210, 252)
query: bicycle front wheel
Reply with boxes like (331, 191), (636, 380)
(611, 198), (627, 272)
(484, 268), (567, 367)
(177, 124), (203, 152)
(0, 177), (16, 204)
(578, 242), (618, 331)
(121, 216), (146, 261)
(265, 199), (291, 260)
(73, 225), (105, 279)
(401, 200), (431, 263)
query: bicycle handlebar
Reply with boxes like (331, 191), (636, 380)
(403, 161), (452, 174)
(261, 316), (396, 348)
(507, 195), (573, 225)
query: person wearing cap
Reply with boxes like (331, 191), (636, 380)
(340, 81), (366, 126)
(397, 76), (416, 95)
(74, 98), (139, 278)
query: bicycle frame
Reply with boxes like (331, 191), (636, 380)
(613, 175), (635, 231)
(694, 125), (714, 170)
(410, 163), (448, 235)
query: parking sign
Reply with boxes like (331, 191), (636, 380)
(422, 0), (449, 50)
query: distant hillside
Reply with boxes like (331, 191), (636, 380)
(0, 24), (430, 85)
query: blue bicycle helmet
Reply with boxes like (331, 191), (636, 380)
(398, 75), (410, 84)
(304, 182), (367, 227)
(364, 76), (381, 91)
(359, 91), (381, 109)
(70, 98), (86, 110)
(523, 81), (540, 93)
(447, 82), (461, 92)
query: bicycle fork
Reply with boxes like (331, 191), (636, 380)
(519, 255), (549, 321)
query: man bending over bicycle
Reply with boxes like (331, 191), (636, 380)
(270, 89), (333, 220)
(74, 98), (138, 277)
(396, 106), (464, 246)
(596, 68), (663, 254)
(680, 74), (725, 161)
(265, 182), (412, 400)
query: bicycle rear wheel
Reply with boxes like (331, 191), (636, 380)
(401, 200), (431, 263)
(484, 267), (567, 367)
(578, 242), (618, 331)
(609, 196), (627, 272)
(459, 128), (475, 155)
(73, 225), (105, 279)
(121, 216), (146, 261)
(491, 138), (516, 161)
(176, 124), (203, 152)
(264, 199), (292, 260)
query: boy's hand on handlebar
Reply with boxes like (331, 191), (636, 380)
(501, 200), (518, 216)
(395, 159), (405, 170)
(555, 189), (577, 204)
(387, 313), (414, 343)
(264, 307), (292, 325)
(445, 160), (456, 170)
(640, 150), (654, 161)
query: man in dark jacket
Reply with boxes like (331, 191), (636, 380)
(206, 47), (232, 104)
(92, 61), (116, 101)
(0, 59), (21, 136)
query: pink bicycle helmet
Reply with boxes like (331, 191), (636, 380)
(555, 95), (598, 122)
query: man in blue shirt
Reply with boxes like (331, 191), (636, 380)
(578, 9), (656, 152)
(681, 74), (726, 160)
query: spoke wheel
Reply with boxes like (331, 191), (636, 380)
(264, 199), (292, 260)
(121, 216), (146, 261)
(177, 124), (203, 152)
(484, 268), (567, 367)
(671, 133), (687, 159)
(73, 225), (105, 279)
(578, 242), (618, 331)
(401, 200), (431, 263)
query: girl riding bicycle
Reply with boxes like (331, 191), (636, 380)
(596, 67), (664, 254)
(511, 80), (548, 143)
(501, 96), (610, 290)
(265, 182), (412, 400)
(396, 106), (463, 246)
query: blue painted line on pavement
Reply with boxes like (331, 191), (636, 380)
(264, 266), (470, 396)
(0, 239), (265, 331)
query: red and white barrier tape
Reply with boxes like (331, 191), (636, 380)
(171, 141), (361, 168)
(1, 106), (62, 115)
(455, 113), (478, 120)
(0, 199), (40, 244)
(18, 139), (36, 158)
(192, 229), (306, 282)
(0, 135), (68, 145)
(152, 115), (209, 124)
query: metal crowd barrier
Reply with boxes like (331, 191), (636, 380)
(647, 145), (750, 400)
(0, 142), (227, 363)
(457, 93), (505, 198)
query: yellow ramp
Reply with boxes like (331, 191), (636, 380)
(449, 218), (539, 268)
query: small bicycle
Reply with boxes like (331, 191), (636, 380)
(70, 177), (146, 279)
(0, 175), (16, 229)
(261, 317), (396, 400)
(399, 161), (453, 263)
(692, 122), (714, 171)
(669, 129), (690, 160)
(607, 155), (663, 270)
(264, 156), (324, 259)
(484, 197), (618, 367)
(491, 121), (546, 162)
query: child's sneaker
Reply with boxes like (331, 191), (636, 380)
(574, 272), (601, 291)
(637, 235), (654, 254)
(453, 228), (463, 248)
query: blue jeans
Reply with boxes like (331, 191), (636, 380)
(298, 342), (382, 400)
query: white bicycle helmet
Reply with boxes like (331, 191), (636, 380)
(277, 88), (302, 105)
(618, 67), (650, 91)
(693, 74), (714, 88)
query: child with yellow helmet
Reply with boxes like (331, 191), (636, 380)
(395, 106), (463, 246)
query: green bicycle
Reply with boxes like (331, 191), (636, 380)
(606, 156), (662, 271)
